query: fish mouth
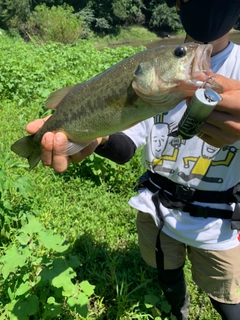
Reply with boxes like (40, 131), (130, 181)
(191, 44), (213, 81)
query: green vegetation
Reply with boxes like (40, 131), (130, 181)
(0, 0), (183, 43)
(26, 4), (83, 44)
(0, 33), (221, 319)
(92, 27), (159, 48)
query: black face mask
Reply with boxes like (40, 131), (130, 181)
(179, 0), (240, 42)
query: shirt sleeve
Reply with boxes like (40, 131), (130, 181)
(122, 120), (149, 148)
(95, 121), (149, 164)
(94, 132), (137, 164)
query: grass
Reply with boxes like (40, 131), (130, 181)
(90, 26), (159, 47)
(0, 33), (221, 319)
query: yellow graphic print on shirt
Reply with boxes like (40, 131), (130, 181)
(179, 145), (238, 183)
(147, 115), (238, 183)
(146, 115), (186, 174)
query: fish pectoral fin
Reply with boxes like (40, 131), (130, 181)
(45, 86), (74, 110)
(65, 141), (92, 156)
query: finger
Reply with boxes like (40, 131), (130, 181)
(200, 121), (235, 147)
(198, 125), (226, 147)
(206, 110), (240, 138)
(53, 139), (99, 172)
(199, 134), (222, 147)
(52, 132), (70, 173)
(26, 115), (52, 134)
(41, 132), (55, 166)
(216, 91), (240, 114)
(213, 74), (240, 92)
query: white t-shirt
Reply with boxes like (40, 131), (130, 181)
(124, 42), (240, 250)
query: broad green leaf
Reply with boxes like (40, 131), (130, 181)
(80, 280), (95, 297)
(145, 303), (153, 309)
(67, 292), (88, 318)
(40, 258), (77, 296)
(0, 246), (27, 280)
(3, 200), (12, 210)
(15, 282), (32, 297)
(6, 300), (27, 320)
(20, 216), (43, 236)
(25, 295), (39, 316)
(6, 295), (38, 319)
(7, 287), (15, 301)
(43, 302), (62, 319)
(67, 254), (81, 268)
(22, 274), (29, 282)
(144, 294), (160, 307)
(13, 176), (33, 199)
(161, 300), (171, 313)
(47, 296), (56, 304)
(16, 232), (30, 245)
(38, 229), (69, 252)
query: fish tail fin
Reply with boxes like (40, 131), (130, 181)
(11, 135), (41, 171)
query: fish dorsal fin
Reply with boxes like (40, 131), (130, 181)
(45, 86), (74, 110)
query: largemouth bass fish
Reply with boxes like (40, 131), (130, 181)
(11, 43), (222, 170)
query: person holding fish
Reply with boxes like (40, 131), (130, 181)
(17, 0), (240, 319)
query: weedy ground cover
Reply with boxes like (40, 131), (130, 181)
(0, 32), (221, 319)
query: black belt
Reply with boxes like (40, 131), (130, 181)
(145, 178), (233, 220)
(157, 186), (232, 219)
(148, 170), (235, 204)
(139, 171), (240, 229)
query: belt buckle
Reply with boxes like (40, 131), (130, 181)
(174, 185), (195, 202)
(190, 206), (209, 218)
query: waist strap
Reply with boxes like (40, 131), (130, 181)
(146, 180), (233, 219)
(158, 188), (232, 219)
(148, 170), (235, 204)
(140, 171), (240, 230)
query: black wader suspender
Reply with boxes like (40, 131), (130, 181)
(152, 191), (164, 231)
(231, 184), (240, 230)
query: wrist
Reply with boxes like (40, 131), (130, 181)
(100, 136), (109, 146)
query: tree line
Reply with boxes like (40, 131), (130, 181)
(0, 0), (183, 42)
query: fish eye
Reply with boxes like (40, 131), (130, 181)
(174, 46), (187, 57)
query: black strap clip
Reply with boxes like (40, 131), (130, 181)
(231, 185), (240, 230)
(174, 185), (195, 202)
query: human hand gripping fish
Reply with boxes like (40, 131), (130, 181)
(26, 119), (107, 173)
(11, 43), (223, 171)
(198, 74), (240, 147)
